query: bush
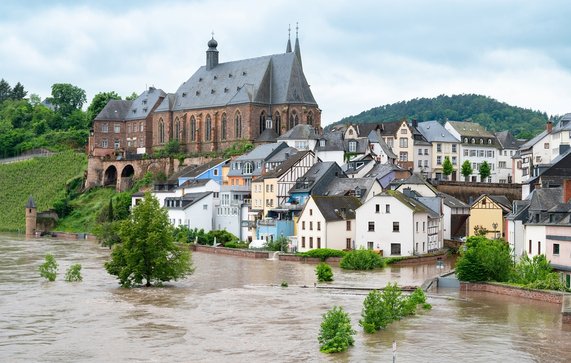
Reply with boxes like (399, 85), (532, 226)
(455, 236), (513, 282)
(281, 281), (288, 287)
(318, 306), (355, 353)
(39, 253), (58, 281)
(340, 248), (385, 270)
(264, 236), (289, 251)
(402, 287), (427, 316)
(511, 254), (553, 285)
(93, 221), (122, 247)
(359, 290), (390, 333)
(224, 241), (249, 249)
(299, 248), (346, 261)
(316, 263), (334, 282)
(64, 263), (82, 282)
(526, 272), (570, 292)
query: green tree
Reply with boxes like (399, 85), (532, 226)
(87, 91), (121, 121)
(442, 156), (454, 179)
(479, 161), (491, 182)
(39, 253), (58, 281)
(455, 236), (513, 282)
(340, 248), (385, 270)
(105, 192), (194, 287)
(125, 91), (139, 101)
(359, 290), (390, 333)
(0, 79), (12, 103)
(29, 93), (42, 106)
(461, 160), (473, 181)
(316, 262), (334, 282)
(318, 306), (355, 353)
(11, 82), (27, 100)
(64, 263), (83, 282)
(49, 83), (87, 117)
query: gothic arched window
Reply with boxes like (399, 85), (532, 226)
(307, 111), (314, 126)
(221, 113), (227, 140)
(235, 111), (242, 139)
(289, 110), (299, 129)
(159, 118), (165, 144)
(274, 111), (281, 134)
(259, 111), (266, 134)
(205, 114), (212, 141)
(190, 116), (196, 141)
(174, 117), (180, 141)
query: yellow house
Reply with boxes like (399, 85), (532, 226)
(468, 194), (512, 239)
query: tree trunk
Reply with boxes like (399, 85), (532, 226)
(146, 279), (151, 287)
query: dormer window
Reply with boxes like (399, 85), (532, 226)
(182, 92), (187, 97)
(349, 141), (357, 153)
(471, 138), (475, 144)
(480, 139), (484, 144)
(243, 162), (253, 175)
(229, 73), (233, 78)
(211, 89), (215, 94)
(196, 91), (200, 96)
(142, 100), (147, 105)
(242, 71), (247, 76)
(199, 77), (203, 82)
(488, 139), (492, 144)
(132, 109), (137, 114)
(224, 87), (228, 93)
(320, 139), (325, 147)
(213, 75), (218, 80)
(464, 138), (468, 143)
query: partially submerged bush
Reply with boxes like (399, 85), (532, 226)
(298, 248), (346, 261)
(64, 263), (82, 282)
(340, 248), (385, 270)
(39, 254), (58, 281)
(318, 306), (355, 353)
(316, 262), (334, 282)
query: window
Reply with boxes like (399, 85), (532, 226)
(424, 149), (429, 155)
(289, 110), (299, 129)
(309, 237), (313, 249)
(101, 139), (108, 148)
(400, 128), (407, 134)
(399, 137), (408, 148)
(478, 150), (485, 157)
(301, 221), (305, 230)
(424, 160), (428, 167)
(348, 141), (357, 153)
(310, 221), (313, 230)
(554, 243), (560, 255)
(243, 162), (253, 175)
(368, 221), (375, 232)
(317, 221), (321, 231)
(274, 111), (281, 134)
(159, 119), (165, 144)
(367, 241), (374, 250)
(470, 150), (477, 157)
(346, 238), (352, 250)
(114, 139), (120, 149)
(205, 114), (212, 141)
(221, 113), (227, 140)
(393, 222), (399, 232)
(436, 156), (442, 165)
(499, 161), (506, 168)
(317, 237), (321, 248)
(464, 149), (469, 156)
(302, 236), (306, 248)
(423, 222), (426, 232)
(487, 150), (494, 158)
(418, 160), (423, 168)
(437, 144), (442, 152)
(190, 116), (196, 141)
(375, 204), (380, 213)
(235, 111), (242, 138)
(385, 204), (390, 213)
(174, 118), (180, 141)
(418, 149), (423, 155)
(529, 239), (532, 254)
(320, 139), (325, 147)
(452, 156), (457, 165)
(310, 209), (313, 216)
(399, 152), (408, 161)
(346, 221), (351, 231)
(307, 111), (314, 126)
(203, 204), (208, 210)
(391, 243), (401, 256)
(538, 241), (541, 255)
(544, 143), (549, 149)
(140, 122), (144, 132)
(452, 144), (457, 153)
(114, 124), (120, 133)
(416, 222), (419, 232)
(102, 123), (109, 133)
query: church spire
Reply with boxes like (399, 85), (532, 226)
(294, 22), (302, 69)
(286, 24), (292, 53)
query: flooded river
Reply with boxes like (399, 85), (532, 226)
(1, 234), (570, 362)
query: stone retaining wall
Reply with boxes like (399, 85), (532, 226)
(47, 232), (97, 241)
(189, 244), (270, 259)
(460, 281), (568, 304)
(390, 252), (448, 265)
(278, 255), (341, 264)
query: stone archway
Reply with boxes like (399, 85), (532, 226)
(119, 164), (135, 191)
(103, 165), (118, 187)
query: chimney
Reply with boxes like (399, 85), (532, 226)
(546, 119), (553, 133)
(412, 119), (418, 128)
(564, 180), (571, 203)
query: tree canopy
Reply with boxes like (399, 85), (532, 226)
(105, 192), (194, 287)
(442, 156), (454, 177)
(461, 160), (473, 180)
(330, 94), (549, 138)
(479, 161), (491, 181)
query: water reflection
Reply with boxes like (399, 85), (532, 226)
(0, 234), (570, 362)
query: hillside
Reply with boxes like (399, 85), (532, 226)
(0, 151), (86, 232)
(331, 94), (549, 138)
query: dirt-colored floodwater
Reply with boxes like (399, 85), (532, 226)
(1, 234), (570, 362)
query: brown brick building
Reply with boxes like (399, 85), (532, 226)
(89, 33), (320, 157)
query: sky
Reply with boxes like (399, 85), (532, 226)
(1, 0), (570, 125)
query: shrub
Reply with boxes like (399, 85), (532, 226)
(318, 306), (355, 353)
(264, 236), (289, 251)
(64, 263), (82, 282)
(526, 272), (570, 292)
(359, 290), (390, 333)
(402, 287), (427, 316)
(39, 253), (58, 281)
(93, 221), (122, 247)
(511, 254), (553, 285)
(340, 248), (385, 270)
(281, 281), (288, 287)
(299, 248), (346, 261)
(316, 263), (334, 282)
(224, 241), (249, 249)
(455, 236), (513, 282)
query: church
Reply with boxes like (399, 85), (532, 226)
(90, 30), (321, 157)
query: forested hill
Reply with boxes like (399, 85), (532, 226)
(332, 94), (549, 139)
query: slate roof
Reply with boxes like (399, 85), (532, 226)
(368, 130), (397, 158)
(277, 124), (319, 140)
(365, 163), (406, 179)
(312, 195), (362, 221)
(178, 158), (227, 179)
(315, 130), (345, 152)
(234, 142), (288, 161)
(417, 121), (459, 143)
(438, 192), (469, 209)
(344, 137), (369, 154)
(95, 88), (166, 122)
(488, 195), (512, 212)
(258, 150), (312, 180)
(394, 173), (439, 194)
(26, 196), (36, 209)
(320, 177), (376, 201)
(528, 188), (562, 211)
(164, 192), (212, 210)
(385, 190), (439, 217)
(265, 146), (299, 164)
(155, 50), (316, 112)
(178, 178), (213, 189)
(495, 130), (525, 149)
(289, 161), (342, 194)
(94, 100), (133, 121)
(255, 128), (279, 143)
(553, 113), (571, 132)
(506, 200), (531, 221)
(519, 130), (549, 150)
(446, 121), (495, 138)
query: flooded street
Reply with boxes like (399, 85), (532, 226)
(1, 234), (570, 362)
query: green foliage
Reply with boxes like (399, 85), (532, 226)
(64, 263), (83, 282)
(526, 273), (570, 292)
(332, 94), (547, 138)
(442, 156), (454, 177)
(87, 91), (121, 121)
(510, 254), (570, 292)
(93, 221), (122, 247)
(49, 83), (87, 117)
(340, 248), (385, 270)
(130, 172), (154, 192)
(39, 254), (58, 281)
(264, 236), (289, 251)
(455, 236), (513, 282)
(223, 241), (249, 249)
(105, 193), (194, 287)
(281, 281), (288, 287)
(360, 284), (428, 334)
(56, 187), (116, 233)
(479, 161), (491, 181)
(222, 140), (254, 158)
(461, 160), (473, 179)
(318, 306), (355, 354)
(298, 248), (346, 261)
(0, 152), (86, 232)
(316, 262), (334, 282)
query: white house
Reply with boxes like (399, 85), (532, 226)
(164, 192), (214, 231)
(355, 190), (442, 257)
(297, 195), (362, 252)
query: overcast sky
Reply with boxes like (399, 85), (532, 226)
(1, 0), (570, 125)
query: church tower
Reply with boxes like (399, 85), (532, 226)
(25, 195), (37, 237)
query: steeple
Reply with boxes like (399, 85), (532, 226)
(286, 24), (292, 53)
(294, 22), (302, 69)
(206, 32), (219, 70)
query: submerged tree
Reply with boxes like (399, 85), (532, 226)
(105, 192), (194, 287)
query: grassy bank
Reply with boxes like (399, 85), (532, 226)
(55, 187), (118, 233)
(0, 151), (87, 232)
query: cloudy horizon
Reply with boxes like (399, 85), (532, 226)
(1, 0), (570, 125)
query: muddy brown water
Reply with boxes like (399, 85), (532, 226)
(1, 234), (570, 362)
